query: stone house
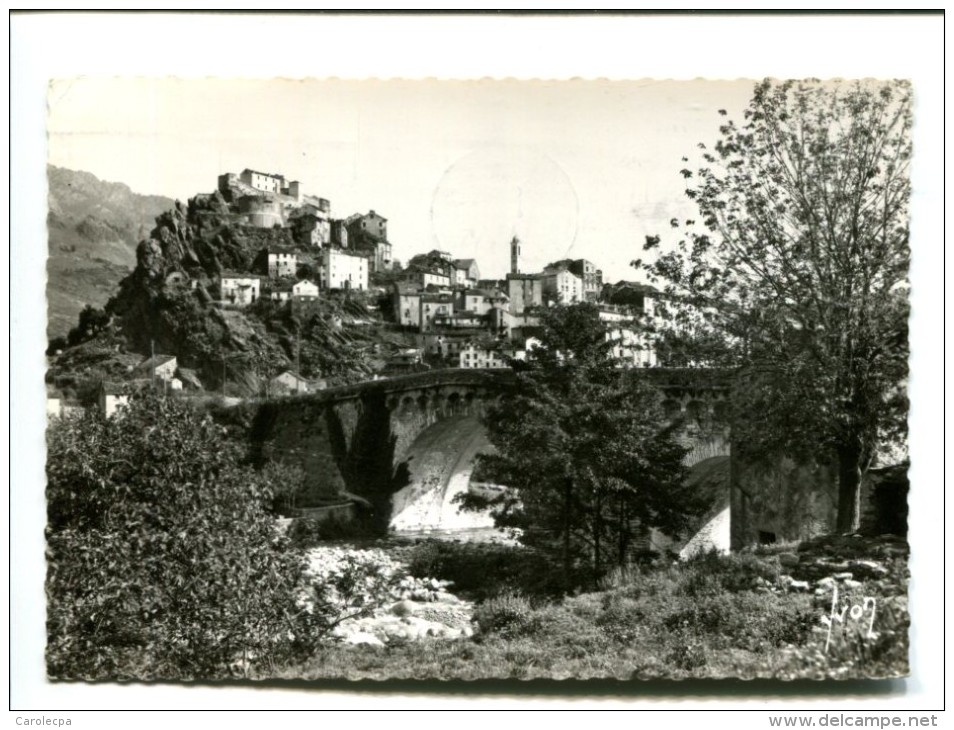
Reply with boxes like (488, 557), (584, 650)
(433, 311), (485, 329)
(290, 209), (332, 247)
(402, 269), (451, 290)
(292, 280), (320, 301)
(598, 304), (657, 367)
(506, 273), (545, 315)
(420, 294), (455, 332)
(136, 354), (179, 382)
(100, 382), (130, 418)
(270, 283), (293, 302)
(459, 340), (520, 369)
(220, 274), (262, 306)
(568, 259), (603, 301)
(348, 210), (388, 241)
(542, 265), (584, 304)
(420, 331), (473, 360)
(320, 248), (368, 291)
(602, 281), (658, 317)
(452, 258), (481, 288)
(268, 370), (326, 396)
(46, 388), (62, 419)
(98, 379), (151, 418)
(239, 168), (285, 194)
(456, 288), (504, 318)
(268, 250), (299, 279)
(393, 283), (422, 328)
(370, 239), (394, 273)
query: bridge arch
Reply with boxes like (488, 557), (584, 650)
(251, 368), (732, 545)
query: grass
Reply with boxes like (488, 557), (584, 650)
(277, 536), (909, 681)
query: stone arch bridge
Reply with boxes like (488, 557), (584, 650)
(250, 368), (736, 552)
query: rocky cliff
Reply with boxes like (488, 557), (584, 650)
(48, 181), (385, 399)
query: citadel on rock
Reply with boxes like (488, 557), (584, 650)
(213, 166), (658, 375)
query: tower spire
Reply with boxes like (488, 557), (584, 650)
(510, 234), (521, 275)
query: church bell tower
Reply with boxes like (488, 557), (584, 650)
(510, 235), (521, 275)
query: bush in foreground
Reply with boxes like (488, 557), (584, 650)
(46, 392), (325, 679)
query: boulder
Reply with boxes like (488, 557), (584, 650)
(848, 559), (890, 579)
(390, 599), (419, 617)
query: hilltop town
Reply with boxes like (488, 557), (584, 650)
(47, 166), (662, 416)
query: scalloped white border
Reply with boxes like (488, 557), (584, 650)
(9, 11), (945, 718)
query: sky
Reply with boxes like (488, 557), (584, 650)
(47, 77), (754, 283)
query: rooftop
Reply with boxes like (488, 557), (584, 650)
(136, 354), (177, 371)
(221, 271), (265, 280)
(241, 168), (285, 180)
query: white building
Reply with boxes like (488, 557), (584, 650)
(292, 280), (320, 301)
(459, 341), (520, 369)
(268, 370), (326, 396)
(452, 259), (480, 288)
(136, 354), (178, 382)
(393, 284), (422, 328)
(268, 251), (298, 279)
(420, 294), (455, 331)
(457, 289), (504, 318)
(239, 168), (285, 194)
(599, 307), (657, 368)
(321, 248), (368, 291)
(220, 275), (262, 306)
(543, 268), (583, 305)
(402, 270), (451, 289)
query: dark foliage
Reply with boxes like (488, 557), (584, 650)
(45, 392), (326, 679)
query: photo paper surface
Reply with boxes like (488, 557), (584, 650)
(43, 75), (912, 683)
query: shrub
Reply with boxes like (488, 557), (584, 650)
(45, 392), (326, 679)
(666, 642), (707, 672)
(473, 593), (536, 639)
(298, 547), (407, 622)
(405, 540), (562, 600)
(678, 550), (779, 595)
(661, 591), (816, 653)
(596, 597), (649, 644)
(663, 592), (741, 637)
(286, 517), (324, 548)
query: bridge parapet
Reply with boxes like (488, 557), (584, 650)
(250, 366), (735, 534)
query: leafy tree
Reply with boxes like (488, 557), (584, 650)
(473, 303), (700, 588)
(45, 392), (324, 679)
(296, 263), (316, 280)
(637, 79), (911, 532)
(46, 335), (68, 356)
(66, 305), (110, 346)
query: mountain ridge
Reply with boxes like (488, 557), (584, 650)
(46, 165), (175, 338)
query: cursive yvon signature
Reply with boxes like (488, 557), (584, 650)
(820, 582), (878, 652)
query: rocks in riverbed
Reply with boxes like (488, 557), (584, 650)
(332, 591), (475, 645)
(300, 546), (476, 647)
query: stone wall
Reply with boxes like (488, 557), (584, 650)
(729, 452), (907, 549)
(731, 455), (839, 549)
